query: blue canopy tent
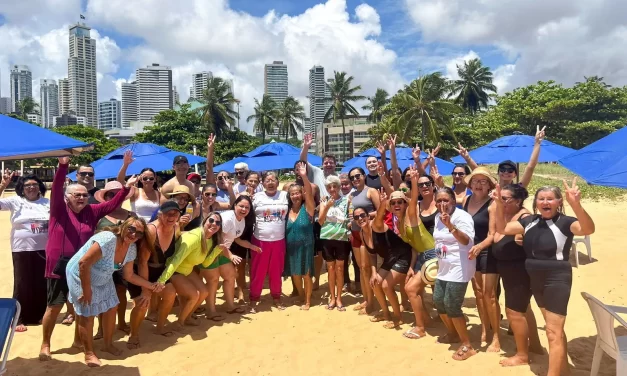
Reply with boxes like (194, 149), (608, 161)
(450, 135), (575, 164)
(213, 142), (322, 173)
(69, 143), (206, 180)
(341, 147), (455, 175)
(558, 126), (627, 189)
(0, 115), (93, 160)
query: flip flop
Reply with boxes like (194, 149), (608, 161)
(383, 320), (401, 329)
(369, 314), (385, 322)
(61, 313), (74, 325)
(403, 329), (424, 339)
(207, 314), (225, 322)
(326, 303), (336, 311)
(453, 345), (477, 361)
(226, 307), (246, 314)
(336, 305), (346, 312)
(194, 307), (205, 314)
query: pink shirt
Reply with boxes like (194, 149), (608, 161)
(45, 163), (129, 278)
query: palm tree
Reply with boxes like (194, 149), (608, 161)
(277, 96), (305, 142)
(196, 77), (239, 138)
(397, 72), (462, 148)
(247, 95), (278, 144)
(324, 71), (366, 162)
(448, 58), (497, 114)
(362, 88), (389, 122)
(17, 97), (39, 120)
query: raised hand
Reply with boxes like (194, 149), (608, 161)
(1, 169), (16, 187)
(440, 211), (452, 228)
(489, 183), (502, 203)
(535, 125), (547, 144)
(376, 161), (385, 176)
(431, 143), (441, 157)
(58, 156), (70, 165)
(379, 188), (388, 205)
(407, 164), (418, 180)
(126, 175), (139, 187)
(562, 177), (581, 205)
(207, 133), (216, 149)
(123, 150), (134, 166)
(295, 161), (307, 177)
(304, 133), (313, 148)
(411, 145), (421, 160)
(386, 134), (397, 149)
(454, 143), (469, 159)
(375, 140), (386, 154)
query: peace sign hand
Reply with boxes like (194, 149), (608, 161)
(490, 183), (503, 204)
(386, 134), (397, 149)
(535, 125), (546, 144)
(562, 177), (581, 205)
(375, 140), (386, 155)
(453, 143), (469, 159)
(379, 188), (388, 205)
(411, 145), (421, 160)
(431, 143), (441, 158)
(207, 133), (216, 149)
(1, 169), (16, 187)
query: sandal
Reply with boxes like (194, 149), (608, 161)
(383, 320), (401, 329)
(369, 314), (386, 322)
(403, 329), (424, 339)
(206, 314), (225, 322)
(226, 307), (246, 314)
(336, 305), (346, 312)
(453, 345), (477, 361)
(61, 313), (74, 325)
(326, 303), (336, 311)
(273, 302), (286, 311)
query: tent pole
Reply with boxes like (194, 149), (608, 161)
(20, 160), (24, 176)
(193, 146), (199, 174)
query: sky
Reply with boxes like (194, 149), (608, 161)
(2, 0), (627, 134)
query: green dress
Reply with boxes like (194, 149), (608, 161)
(284, 205), (314, 277)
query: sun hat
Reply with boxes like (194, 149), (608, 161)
(159, 200), (180, 214)
(464, 166), (497, 187)
(94, 181), (135, 203)
(167, 185), (194, 201)
(420, 258), (438, 285)
(187, 173), (201, 182)
(389, 191), (407, 201)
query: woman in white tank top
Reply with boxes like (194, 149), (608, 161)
(117, 151), (162, 221)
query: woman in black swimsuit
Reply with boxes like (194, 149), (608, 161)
(494, 179), (595, 376)
(491, 184), (542, 367)
(354, 190), (414, 330)
(127, 201), (181, 348)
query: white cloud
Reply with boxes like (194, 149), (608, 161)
(444, 50), (480, 80)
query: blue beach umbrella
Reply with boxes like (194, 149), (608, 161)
(213, 141), (322, 173)
(341, 147), (455, 175)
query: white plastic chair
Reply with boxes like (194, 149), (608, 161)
(581, 292), (627, 376)
(571, 235), (592, 267)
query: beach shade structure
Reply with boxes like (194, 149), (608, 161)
(450, 135), (576, 165)
(341, 147), (455, 175)
(558, 126), (627, 189)
(0, 115), (93, 160)
(213, 141), (322, 173)
(70, 143), (206, 180)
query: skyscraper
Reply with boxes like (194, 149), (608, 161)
(264, 61), (288, 104)
(68, 23), (98, 126)
(190, 71), (212, 100)
(98, 98), (121, 129)
(9, 65), (32, 113)
(0, 98), (11, 114)
(121, 81), (138, 128)
(136, 64), (173, 121)
(40, 79), (59, 128)
(58, 78), (71, 115)
(308, 65), (326, 138)
(172, 86), (180, 105)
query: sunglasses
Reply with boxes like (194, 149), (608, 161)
(191, 180), (201, 184)
(78, 172), (94, 177)
(353, 213), (368, 220)
(452, 172), (465, 177)
(349, 173), (363, 181)
(499, 167), (516, 173)
(399, 187), (409, 193)
(104, 192), (116, 199)
(71, 193), (89, 199)
(217, 176), (229, 181)
(235, 171), (246, 176)
(142, 177), (155, 181)
(204, 192), (217, 197)
(208, 218), (222, 226)
(127, 225), (145, 238)
(390, 199), (405, 206)
(472, 180), (490, 186)
(501, 196), (513, 203)
(417, 182), (432, 188)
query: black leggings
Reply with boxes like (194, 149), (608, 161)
(525, 259), (572, 316)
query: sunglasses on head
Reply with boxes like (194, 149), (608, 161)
(203, 192), (217, 197)
(349, 173), (363, 181)
(127, 225), (145, 238)
(390, 199), (405, 206)
(452, 172), (465, 177)
(499, 167), (516, 173)
(353, 212), (368, 220)
(78, 172), (94, 177)
(71, 193), (89, 199)
(208, 217), (222, 226)
(142, 177), (155, 181)
(417, 182), (432, 188)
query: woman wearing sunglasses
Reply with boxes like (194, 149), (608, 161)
(117, 150), (162, 222)
(200, 195), (259, 321)
(65, 216), (162, 367)
(450, 164), (472, 208)
(347, 167), (380, 314)
(156, 213), (228, 331)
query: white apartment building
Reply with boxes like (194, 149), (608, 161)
(0, 97), (11, 114)
(40, 79), (59, 128)
(9, 65), (32, 113)
(317, 115), (375, 163)
(136, 63), (173, 121)
(57, 78), (71, 115)
(121, 81), (138, 127)
(190, 71), (212, 100)
(264, 61), (288, 104)
(98, 98), (121, 129)
(27, 113), (42, 124)
(68, 23), (98, 126)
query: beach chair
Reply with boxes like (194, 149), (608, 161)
(581, 292), (627, 376)
(571, 235), (592, 267)
(0, 299), (20, 376)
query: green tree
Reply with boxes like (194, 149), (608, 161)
(17, 97), (40, 119)
(362, 88), (390, 122)
(196, 77), (239, 138)
(449, 58), (497, 114)
(276, 96), (305, 142)
(51, 125), (120, 166)
(396, 72), (462, 148)
(247, 95), (278, 144)
(324, 71), (366, 162)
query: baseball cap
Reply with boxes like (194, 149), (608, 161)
(159, 201), (180, 213)
(187, 173), (201, 182)
(498, 160), (518, 173)
(173, 155), (189, 165)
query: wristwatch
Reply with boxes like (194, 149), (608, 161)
(450, 225), (458, 233)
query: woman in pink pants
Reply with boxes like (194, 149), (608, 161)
(249, 171), (289, 313)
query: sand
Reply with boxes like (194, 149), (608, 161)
(2, 198), (625, 376)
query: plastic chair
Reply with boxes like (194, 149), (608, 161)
(581, 292), (627, 376)
(571, 235), (592, 267)
(0, 299), (20, 375)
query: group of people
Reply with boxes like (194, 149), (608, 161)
(0, 127), (594, 375)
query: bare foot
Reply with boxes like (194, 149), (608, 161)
(71, 340), (83, 350)
(487, 340), (501, 353)
(172, 322), (190, 333)
(145, 312), (158, 322)
(16, 324), (27, 332)
(436, 333), (460, 344)
(500, 354), (530, 367)
(38, 345), (52, 361)
(353, 301), (367, 311)
(369, 314), (388, 323)
(117, 323), (131, 334)
(383, 319), (402, 329)
(300, 304), (310, 311)
(101, 344), (123, 356)
(126, 336), (140, 350)
(93, 329), (103, 340)
(85, 352), (101, 367)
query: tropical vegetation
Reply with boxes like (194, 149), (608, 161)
(196, 77), (239, 137)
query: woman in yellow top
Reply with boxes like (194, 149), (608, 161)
(157, 212), (226, 331)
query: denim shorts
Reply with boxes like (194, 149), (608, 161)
(413, 249), (437, 273)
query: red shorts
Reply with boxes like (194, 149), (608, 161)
(350, 230), (362, 248)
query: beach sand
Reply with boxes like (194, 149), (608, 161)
(1, 198), (625, 376)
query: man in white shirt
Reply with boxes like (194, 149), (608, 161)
(299, 133), (338, 198)
(233, 162), (263, 194)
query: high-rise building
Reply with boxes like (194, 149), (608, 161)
(27, 113), (42, 124)
(172, 86), (180, 105)
(40, 79), (59, 128)
(58, 78), (71, 115)
(190, 71), (212, 100)
(121, 81), (138, 128)
(98, 98), (121, 129)
(0, 98), (11, 114)
(53, 113), (87, 127)
(136, 63), (173, 121)
(9, 65), (32, 113)
(68, 23), (98, 126)
(308, 65), (326, 139)
(264, 61), (288, 104)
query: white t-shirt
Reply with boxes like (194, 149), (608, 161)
(233, 182), (263, 194)
(220, 210), (246, 249)
(0, 196), (51, 252)
(252, 190), (288, 241)
(434, 209), (476, 283)
(307, 163), (337, 198)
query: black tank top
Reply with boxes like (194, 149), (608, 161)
(463, 196), (492, 246)
(362, 228), (412, 259)
(151, 224), (176, 266)
(492, 235), (525, 261)
(419, 207), (437, 235)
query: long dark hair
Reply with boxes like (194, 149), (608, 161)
(231, 195), (256, 235)
(15, 174), (46, 198)
(502, 184), (529, 210)
(137, 168), (158, 189)
(202, 212), (224, 255)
